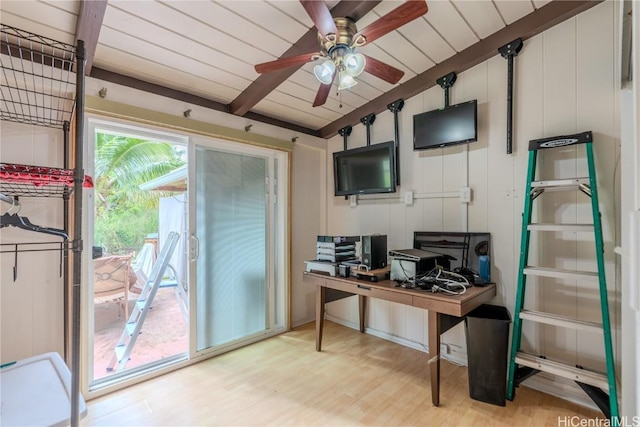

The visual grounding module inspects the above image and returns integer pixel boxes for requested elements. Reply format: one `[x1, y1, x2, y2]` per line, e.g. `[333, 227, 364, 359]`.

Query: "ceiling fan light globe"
[313, 60, 335, 85]
[344, 52, 366, 77]
[338, 73, 357, 91]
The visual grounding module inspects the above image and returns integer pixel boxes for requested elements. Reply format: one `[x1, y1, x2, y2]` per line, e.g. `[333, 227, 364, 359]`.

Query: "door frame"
[81, 115, 290, 399]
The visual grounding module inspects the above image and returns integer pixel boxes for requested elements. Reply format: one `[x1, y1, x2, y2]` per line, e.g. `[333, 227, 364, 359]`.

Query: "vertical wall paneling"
[540, 15, 579, 365]
[291, 144, 326, 326]
[322, 2, 620, 391]
[465, 62, 490, 233]
[486, 55, 511, 308]
[0, 122, 65, 363]
[575, 0, 618, 370]
[512, 34, 544, 355]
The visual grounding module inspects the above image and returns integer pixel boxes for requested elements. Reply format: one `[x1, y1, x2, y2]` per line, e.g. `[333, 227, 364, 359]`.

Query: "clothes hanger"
[0, 208, 68, 239]
[0, 194, 68, 281]
[0, 213, 69, 239]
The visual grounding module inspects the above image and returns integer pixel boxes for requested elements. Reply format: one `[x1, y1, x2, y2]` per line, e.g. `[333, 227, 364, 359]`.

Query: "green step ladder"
[506, 131, 618, 420]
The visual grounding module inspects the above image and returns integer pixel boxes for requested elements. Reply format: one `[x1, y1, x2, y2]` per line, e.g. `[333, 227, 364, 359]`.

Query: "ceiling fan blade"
[300, 0, 338, 37]
[313, 72, 336, 107]
[363, 55, 404, 84]
[355, 0, 428, 45]
[255, 52, 318, 74]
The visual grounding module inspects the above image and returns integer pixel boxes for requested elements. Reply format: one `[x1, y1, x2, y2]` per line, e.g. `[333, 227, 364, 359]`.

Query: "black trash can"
[465, 304, 511, 406]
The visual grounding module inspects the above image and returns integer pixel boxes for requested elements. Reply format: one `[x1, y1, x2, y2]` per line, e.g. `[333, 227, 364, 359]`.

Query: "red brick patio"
[93, 288, 188, 379]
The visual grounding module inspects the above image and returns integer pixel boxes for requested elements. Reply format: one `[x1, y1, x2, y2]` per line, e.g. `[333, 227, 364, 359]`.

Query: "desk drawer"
[370, 287, 413, 305]
[303, 273, 326, 287]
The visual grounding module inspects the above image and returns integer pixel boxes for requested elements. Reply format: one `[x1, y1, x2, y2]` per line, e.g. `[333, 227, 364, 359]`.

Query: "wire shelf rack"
[0, 24, 77, 128]
[0, 163, 75, 197]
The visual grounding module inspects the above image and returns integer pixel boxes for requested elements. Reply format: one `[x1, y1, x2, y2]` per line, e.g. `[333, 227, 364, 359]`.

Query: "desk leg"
[358, 295, 366, 333]
[316, 286, 325, 352]
[428, 311, 441, 406]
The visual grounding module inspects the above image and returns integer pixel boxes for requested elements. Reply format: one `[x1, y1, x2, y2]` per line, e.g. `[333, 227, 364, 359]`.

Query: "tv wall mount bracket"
[338, 125, 352, 151]
[360, 113, 376, 146]
[437, 72, 457, 108]
[499, 38, 524, 155]
[338, 125, 353, 200]
[387, 99, 404, 186]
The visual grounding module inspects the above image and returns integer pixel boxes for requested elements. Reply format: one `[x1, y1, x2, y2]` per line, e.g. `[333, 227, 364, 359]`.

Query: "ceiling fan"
[254, 0, 429, 107]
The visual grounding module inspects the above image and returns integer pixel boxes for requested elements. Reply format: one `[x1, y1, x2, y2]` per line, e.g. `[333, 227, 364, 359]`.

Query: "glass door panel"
[87, 119, 189, 388]
[195, 146, 268, 351]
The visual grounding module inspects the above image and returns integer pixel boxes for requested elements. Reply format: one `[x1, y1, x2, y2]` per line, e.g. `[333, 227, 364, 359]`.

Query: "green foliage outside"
[94, 201, 159, 255]
[94, 132, 185, 255]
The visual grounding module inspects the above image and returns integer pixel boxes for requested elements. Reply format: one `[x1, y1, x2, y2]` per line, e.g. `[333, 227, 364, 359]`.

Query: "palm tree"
[94, 132, 185, 253]
[95, 133, 184, 215]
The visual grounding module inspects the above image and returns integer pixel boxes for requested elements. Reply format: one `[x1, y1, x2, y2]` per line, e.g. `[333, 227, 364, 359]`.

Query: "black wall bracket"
[387, 99, 404, 186]
[338, 125, 353, 200]
[499, 38, 523, 155]
[338, 125, 352, 151]
[360, 113, 376, 146]
[437, 72, 457, 107]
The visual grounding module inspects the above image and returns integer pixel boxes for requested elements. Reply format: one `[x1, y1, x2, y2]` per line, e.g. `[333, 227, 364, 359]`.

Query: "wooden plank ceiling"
[0, 0, 601, 139]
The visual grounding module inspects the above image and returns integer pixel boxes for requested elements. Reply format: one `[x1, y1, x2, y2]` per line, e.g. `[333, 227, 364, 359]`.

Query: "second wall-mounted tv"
[413, 100, 478, 150]
[333, 141, 396, 196]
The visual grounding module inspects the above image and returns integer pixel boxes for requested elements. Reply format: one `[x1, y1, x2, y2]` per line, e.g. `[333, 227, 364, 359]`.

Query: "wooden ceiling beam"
[89, 67, 320, 137]
[75, 0, 108, 74]
[229, 0, 382, 117]
[319, 0, 603, 139]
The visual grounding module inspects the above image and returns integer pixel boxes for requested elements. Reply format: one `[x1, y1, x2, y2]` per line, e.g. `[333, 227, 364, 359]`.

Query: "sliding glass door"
[192, 142, 284, 353]
[83, 118, 288, 397]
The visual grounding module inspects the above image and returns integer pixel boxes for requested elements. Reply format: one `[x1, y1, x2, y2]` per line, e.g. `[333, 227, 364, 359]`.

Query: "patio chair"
[93, 254, 137, 318]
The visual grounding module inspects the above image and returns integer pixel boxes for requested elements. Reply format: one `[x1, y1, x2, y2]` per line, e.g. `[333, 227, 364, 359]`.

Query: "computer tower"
[362, 235, 387, 270]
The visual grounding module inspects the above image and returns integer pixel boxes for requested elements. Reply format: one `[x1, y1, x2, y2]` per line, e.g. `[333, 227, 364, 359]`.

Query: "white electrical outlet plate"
[460, 187, 471, 203]
[349, 194, 358, 207]
[404, 190, 414, 205]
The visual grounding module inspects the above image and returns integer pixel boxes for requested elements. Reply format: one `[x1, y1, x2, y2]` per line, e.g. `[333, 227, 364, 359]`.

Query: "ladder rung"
[515, 352, 609, 390]
[531, 178, 590, 189]
[519, 310, 603, 333]
[125, 322, 137, 336]
[523, 267, 599, 281]
[136, 299, 148, 310]
[527, 223, 593, 232]
[115, 345, 126, 362]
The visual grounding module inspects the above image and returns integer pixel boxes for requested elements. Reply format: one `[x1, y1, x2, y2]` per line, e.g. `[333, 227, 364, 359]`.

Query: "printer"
[388, 248, 444, 282]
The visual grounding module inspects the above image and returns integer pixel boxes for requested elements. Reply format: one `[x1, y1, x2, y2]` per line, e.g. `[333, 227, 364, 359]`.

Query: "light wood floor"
[82, 321, 603, 426]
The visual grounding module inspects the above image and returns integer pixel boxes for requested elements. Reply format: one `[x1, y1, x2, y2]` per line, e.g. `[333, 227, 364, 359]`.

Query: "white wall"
[291, 142, 326, 326]
[323, 1, 621, 405]
[0, 122, 67, 362]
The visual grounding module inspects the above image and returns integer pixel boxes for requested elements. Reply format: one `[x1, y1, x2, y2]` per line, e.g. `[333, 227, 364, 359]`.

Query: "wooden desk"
[303, 272, 496, 406]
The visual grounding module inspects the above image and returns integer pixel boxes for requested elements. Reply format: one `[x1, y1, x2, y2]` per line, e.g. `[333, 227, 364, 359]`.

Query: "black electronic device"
[413, 100, 478, 150]
[362, 234, 387, 270]
[333, 141, 396, 196]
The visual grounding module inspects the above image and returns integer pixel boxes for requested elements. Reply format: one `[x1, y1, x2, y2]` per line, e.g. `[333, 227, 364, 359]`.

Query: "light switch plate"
[460, 187, 472, 203]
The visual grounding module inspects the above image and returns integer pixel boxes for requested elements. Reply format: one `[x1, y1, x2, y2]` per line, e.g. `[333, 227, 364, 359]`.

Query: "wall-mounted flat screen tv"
[333, 141, 396, 196]
[413, 100, 478, 150]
